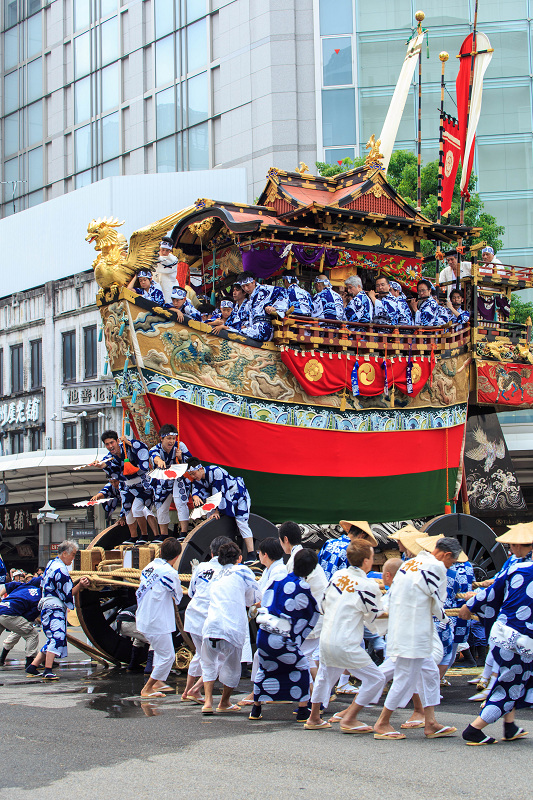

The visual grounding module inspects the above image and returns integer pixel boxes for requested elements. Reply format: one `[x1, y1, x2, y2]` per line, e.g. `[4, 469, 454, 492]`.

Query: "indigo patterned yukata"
[254, 573, 319, 703]
[180, 299, 202, 322]
[241, 285, 288, 342]
[345, 291, 373, 324]
[135, 281, 166, 306]
[287, 281, 313, 315]
[225, 298, 250, 333]
[99, 482, 121, 518]
[467, 561, 533, 723]
[373, 293, 399, 325]
[191, 465, 253, 540]
[450, 561, 475, 643]
[312, 287, 344, 321]
[40, 558, 74, 659]
[149, 440, 191, 511]
[396, 293, 414, 325]
[0, 553, 6, 585]
[318, 534, 350, 579]
[414, 296, 441, 326]
[102, 439, 155, 516]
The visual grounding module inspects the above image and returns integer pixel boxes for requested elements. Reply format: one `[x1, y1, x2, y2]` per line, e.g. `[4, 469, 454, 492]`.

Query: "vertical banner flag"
[456, 32, 493, 197]
[379, 32, 425, 173]
[441, 115, 461, 217]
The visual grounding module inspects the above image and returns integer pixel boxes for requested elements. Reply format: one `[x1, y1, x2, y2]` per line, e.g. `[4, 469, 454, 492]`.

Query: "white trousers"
[145, 632, 175, 681]
[236, 518, 253, 540]
[384, 656, 440, 711]
[311, 657, 386, 710]
[187, 632, 203, 678]
[200, 637, 241, 687]
[157, 489, 189, 524]
[125, 505, 154, 526]
[300, 636, 320, 664]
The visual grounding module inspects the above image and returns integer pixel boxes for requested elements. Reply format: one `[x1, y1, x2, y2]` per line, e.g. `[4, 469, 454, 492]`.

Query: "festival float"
[71, 13, 533, 665]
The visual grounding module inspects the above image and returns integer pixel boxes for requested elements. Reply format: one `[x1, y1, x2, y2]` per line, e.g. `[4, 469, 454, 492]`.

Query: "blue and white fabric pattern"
[149, 440, 191, 506]
[345, 291, 373, 324]
[372, 293, 399, 325]
[102, 439, 155, 514]
[254, 572, 319, 703]
[312, 288, 344, 321]
[396, 293, 414, 325]
[40, 557, 75, 659]
[415, 296, 441, 326]
[287, 282, 313, 315]
[0, 582, 41, 621]
[191, 465, 250, 522]
[240, 284, 288, 342]
[135, 280, 166, 306]
[180, 299, 202, 322]
[450, 560, 474, 643]
[317, 534, 350, 579]
[225, 298, 250, 333]
[0, 554, 6, 585]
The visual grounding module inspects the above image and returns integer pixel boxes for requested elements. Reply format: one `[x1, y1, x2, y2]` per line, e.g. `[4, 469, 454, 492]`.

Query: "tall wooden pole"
[460, 0, 479, 225]
[415, 10, 425, 212]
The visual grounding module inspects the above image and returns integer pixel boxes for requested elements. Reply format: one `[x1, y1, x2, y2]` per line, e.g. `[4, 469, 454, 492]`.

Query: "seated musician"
[409, 279, 441, 326]
[367, 275, 399, 325]
[344, 275, 373, 324]
[127, 269, 167, 306]
[282, 271, 313, 316]
[445, 289, 470, 327]
[389, 280, 413, 324]
[238, 271, 288, 342]
[170, 286, 202, 322]
[312, 275, 344, 322]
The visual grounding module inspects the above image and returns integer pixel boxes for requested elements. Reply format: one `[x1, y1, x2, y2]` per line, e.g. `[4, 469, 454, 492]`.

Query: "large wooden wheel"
[421, 513, 507, 580]
[76, 514, 278, 664]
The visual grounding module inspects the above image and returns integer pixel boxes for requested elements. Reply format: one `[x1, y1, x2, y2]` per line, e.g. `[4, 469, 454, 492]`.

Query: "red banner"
[441, 116, 460, 217]
[477, 361, 533, 406]
[333, 250, 422, 291]
[456, 34, 475, 198]
[281, 350, 433, 397]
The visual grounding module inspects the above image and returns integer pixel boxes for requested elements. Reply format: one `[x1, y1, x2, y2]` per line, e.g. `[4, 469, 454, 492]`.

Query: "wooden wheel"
[421, 513, 507, 580]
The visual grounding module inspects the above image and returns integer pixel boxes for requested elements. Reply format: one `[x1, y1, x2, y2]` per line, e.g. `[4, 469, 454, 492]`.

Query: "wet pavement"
[1, 641, 533, 800]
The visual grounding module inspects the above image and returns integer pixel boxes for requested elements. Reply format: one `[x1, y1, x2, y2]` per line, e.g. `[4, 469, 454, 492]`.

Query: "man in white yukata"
[200, 541, 261, 714]
[136, 538, 183, 698]
[181, 535, 231, 703]
[373, 536, 461, 740]
[305, 540, 386, 732]
[154, 236, 179, 304]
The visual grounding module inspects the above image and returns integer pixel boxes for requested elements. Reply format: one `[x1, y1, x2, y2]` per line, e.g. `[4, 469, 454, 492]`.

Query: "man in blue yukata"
[239, 271, 288, 342]
[127, 269, 166, 306]
[312, 275, 344, 321]
[409, 279, 442, 326]
[281, 271, 313, 316]
[368, 275, 400, 325]
[318, 520, 378, 580]
[344, 275, 373, 323]
[171, 286, 202, 322]
[389, 281, 413, 324]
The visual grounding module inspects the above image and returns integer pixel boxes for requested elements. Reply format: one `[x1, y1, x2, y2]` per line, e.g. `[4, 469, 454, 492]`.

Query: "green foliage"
[510, 295, 533, 326]
[315, 150, 505, 276]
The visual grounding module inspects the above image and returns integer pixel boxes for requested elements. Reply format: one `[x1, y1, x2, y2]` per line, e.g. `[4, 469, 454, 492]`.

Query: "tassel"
[98, 326, 103, 342]
[123, 457, 139, 475]
[144, 419, 150, 435]
[319, 249, 325, 273]
[104, 359, 108, 375]
[132, 390, 138, 403]
[124, 357, 129, 371]
[351, 360, 359, 396]
[340, 387, 347, 412]
[430, 343, 436, 386]
[381, 358, 389, 397]
[444, 501, 452, 514]
[119, 322, 125, 336]
[286, 251, 293, 270]
[406, 342, 414, 395]
[124, 420, 131, 437]
[112, 393, 117, 408]
[211, 289, 216, 305]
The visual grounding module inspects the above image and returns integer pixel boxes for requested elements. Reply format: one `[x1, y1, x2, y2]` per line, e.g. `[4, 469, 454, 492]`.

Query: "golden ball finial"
[439, 51, 449, 62]
[415, 10, 425, 21]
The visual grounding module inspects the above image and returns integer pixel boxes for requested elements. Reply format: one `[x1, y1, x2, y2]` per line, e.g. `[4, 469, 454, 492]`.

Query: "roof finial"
[295, 162, 311, 176]
[364, 135, 384, 168]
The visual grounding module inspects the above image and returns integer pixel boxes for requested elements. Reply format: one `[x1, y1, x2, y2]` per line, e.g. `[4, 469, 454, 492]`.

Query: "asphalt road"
[1, 644, 532, 800]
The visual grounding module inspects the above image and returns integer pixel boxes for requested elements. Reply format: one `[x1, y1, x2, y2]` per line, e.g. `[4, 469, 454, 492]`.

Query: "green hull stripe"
[220, 465, 458, 524]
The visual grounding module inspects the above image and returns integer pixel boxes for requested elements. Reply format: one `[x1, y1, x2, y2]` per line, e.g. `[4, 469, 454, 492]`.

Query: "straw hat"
[388, 525, 421, 541]
[415, 535, 468, 562]
[496, 522, 533, 545]
[339, 520, 378, 547]
[387, 526, 424, 556]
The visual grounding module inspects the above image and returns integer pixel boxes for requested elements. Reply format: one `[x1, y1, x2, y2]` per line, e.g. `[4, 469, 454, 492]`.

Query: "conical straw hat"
[339, 520, 378, 547]
[415, 535, 468, 562]
[388, 528, 424, 556]
[496, 522, 533, 545]
[388, 525, 420, 541]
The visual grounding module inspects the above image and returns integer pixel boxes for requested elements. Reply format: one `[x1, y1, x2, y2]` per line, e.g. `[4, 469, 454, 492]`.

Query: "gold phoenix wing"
[123, 207, 197, 273]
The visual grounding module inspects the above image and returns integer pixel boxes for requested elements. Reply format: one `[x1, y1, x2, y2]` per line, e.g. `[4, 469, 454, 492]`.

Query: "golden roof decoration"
[194, 198, 215, 210]
[295, 162, 312, 176]
[364, 135, 384, 168]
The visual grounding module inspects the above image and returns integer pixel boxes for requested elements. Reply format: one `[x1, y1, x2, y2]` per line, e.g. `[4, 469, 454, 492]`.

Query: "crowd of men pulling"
[2, 489, 533, 746]
[126, 238, 497, 343]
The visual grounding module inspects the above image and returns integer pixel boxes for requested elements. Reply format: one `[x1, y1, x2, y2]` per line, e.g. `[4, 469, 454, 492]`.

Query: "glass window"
[477, 141, 533, 193]
[156, 35, 175, 87]
[27, 56, 42, 102]
[30, 339, 42, 388]
[4, 27, 19, 70]
[84, 419, 99, 449]
[76, 170, 92, 188]
[415, 32, 468, 84]
[84, 326, 97, 378]
[3, 158, 19, 199]
[4, 113, 19, 157]
[322, 88, 355, 146]
[359, 88, 414, 143]
[75, 76, 91, 124]
[156, 87, 176, 138]
[402, 0, 469, 26]
[101, 62, 119, 112]
[477, 85, 531, 136]
[186, 0, 206, 23]
[75, 124, 92, 172]
[4, 71, 19, 114]
[62, 331, 76, 382]
[101, 111, 119, 161]
[102, 158, 120, 177]
[356, 0, 410, 31]
[357, 38, 406, 88]
[155, 0, 175, 38]
[100, 0, 117, 18]
[28, 189, 43, 207]
[319, 0, 352, 35]
[27, 12, 42, 57]
[101, 17, 119, 66]
[0, 349, 3, 395]
[28, 0, 41, 15]
[322, 37, 352, 86]
[188, 122, 208, 169]
[11, 344, 23, 393]
[74, 32, 91, 79]
[30, 428, 41, 451]
[74, 0, 91, 31]
[482, 197, 533, 251]
[186, 18, 207, 74]
[28, 146, 43, 191]
[187, 71, 208, 125]
[478, 0, 527, 21]
[27, 100, 42, 146]
[157, 135, 176, 172]
[4, 0, 18, 29]
[63, 423, 77, 450]
[488, 30, 529, 79]
[324, 147, 355, 164]
[11, 432, 24, 454]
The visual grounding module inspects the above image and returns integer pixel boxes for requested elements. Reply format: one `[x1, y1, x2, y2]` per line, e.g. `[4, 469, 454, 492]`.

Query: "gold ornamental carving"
[304, 359, 324, 381]
[411, 363, 422, 384]
[364, 135, 384, 168]
[369, 184, 385, 199]
[295, 162, 312, 176]
[358, 362, 376, 385]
